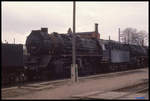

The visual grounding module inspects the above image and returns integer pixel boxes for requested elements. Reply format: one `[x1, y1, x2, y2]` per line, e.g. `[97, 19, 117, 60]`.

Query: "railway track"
[2, 67, 146, 89]
[2, 68, 147, 98]
[2, 68, 146, 90]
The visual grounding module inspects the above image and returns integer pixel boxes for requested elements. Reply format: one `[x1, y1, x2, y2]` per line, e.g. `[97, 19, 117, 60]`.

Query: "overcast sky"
[2, 1, 148, 44]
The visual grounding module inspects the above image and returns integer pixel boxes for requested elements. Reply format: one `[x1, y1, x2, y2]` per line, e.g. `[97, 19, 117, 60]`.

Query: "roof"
[99, 39, 118, 44]
[75, 31, 94, 35]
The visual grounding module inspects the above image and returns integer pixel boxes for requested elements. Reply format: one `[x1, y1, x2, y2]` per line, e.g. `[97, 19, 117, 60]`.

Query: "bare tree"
[136, 30, 148, 46]
[120, 27, 148, 46]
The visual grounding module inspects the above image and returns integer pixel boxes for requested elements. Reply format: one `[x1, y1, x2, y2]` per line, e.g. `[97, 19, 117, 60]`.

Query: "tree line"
[120, 27, 148, 46]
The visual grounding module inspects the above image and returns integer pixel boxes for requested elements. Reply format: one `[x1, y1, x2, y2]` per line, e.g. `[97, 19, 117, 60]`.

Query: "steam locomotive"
[24, 28, 148, 81]
[2, 26, 148, 86]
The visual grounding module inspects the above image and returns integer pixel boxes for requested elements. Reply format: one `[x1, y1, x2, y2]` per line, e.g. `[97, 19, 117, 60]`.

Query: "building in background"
[67, 23, 100, 39]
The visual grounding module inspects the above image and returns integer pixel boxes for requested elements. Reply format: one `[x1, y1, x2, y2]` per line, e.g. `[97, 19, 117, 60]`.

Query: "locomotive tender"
[2, 44, 24, 85]
[25, 27, 148, 81]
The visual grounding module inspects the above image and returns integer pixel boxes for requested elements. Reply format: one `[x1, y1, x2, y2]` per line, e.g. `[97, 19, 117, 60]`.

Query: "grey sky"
[2, 1, 148, 44]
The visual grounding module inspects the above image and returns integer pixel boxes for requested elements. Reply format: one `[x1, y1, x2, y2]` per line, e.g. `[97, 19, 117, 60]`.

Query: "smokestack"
[95, 23, 98, 33]
[142, 40, 144, 46]
[41, 28, 48, 33]
[109, 35, 111, 40]
[67, 28, 72, 34]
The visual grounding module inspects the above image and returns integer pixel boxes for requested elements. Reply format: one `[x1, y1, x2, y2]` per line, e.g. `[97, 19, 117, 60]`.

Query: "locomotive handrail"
[61, 54, 102, 57]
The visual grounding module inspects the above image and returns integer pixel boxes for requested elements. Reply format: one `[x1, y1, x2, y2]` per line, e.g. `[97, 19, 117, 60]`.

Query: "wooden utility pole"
[109, 35, 111, 63]
[14, 38, 15, 44]
[128, 30, 129, 44]
[118, 28, 120, 43]
[71, 1, 78, 83]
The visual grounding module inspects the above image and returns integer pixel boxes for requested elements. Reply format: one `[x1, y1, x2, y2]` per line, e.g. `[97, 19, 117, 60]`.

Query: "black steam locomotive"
[24, 28, 148, 81]
[25, 28, 102, 80]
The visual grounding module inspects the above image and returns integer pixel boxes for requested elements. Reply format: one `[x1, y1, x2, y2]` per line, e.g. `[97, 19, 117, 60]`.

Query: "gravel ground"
[2, 68, 148, 99]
